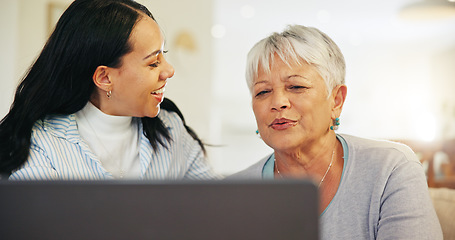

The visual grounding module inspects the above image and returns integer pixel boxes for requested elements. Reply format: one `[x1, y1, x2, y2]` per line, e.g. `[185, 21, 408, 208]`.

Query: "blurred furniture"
[429, 187, 455, 240]
[392, 139, 455, 239]
[441, 139, 455, 177]
[394, 139, 455, 189]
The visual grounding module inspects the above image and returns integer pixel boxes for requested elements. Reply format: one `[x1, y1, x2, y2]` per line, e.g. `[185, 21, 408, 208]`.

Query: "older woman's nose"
[271, 91, 290, 111]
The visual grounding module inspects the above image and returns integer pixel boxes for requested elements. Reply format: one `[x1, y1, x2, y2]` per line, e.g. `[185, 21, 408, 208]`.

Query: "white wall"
[0, 0, 72, 118]
[138, 0, 215, 145]
[0, 0, 19, 118]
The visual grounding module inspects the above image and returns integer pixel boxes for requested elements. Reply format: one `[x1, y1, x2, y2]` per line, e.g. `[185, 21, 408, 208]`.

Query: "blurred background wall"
[1, 0, 455, 176]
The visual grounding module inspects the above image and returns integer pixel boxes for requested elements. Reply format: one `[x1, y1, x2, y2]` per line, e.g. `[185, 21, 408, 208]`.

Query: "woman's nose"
[271, 91, 290, 111]
[160, 59, 175, 80]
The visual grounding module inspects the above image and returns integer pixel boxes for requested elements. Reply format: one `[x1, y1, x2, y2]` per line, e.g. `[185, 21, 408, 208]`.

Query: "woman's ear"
[331, 85, 347, 118]
[92, 65, 112, 91]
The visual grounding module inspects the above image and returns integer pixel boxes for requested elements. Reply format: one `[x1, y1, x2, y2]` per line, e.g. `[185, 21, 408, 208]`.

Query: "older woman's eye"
[255, 90, 270, 97]
[289, 85, 307, 91]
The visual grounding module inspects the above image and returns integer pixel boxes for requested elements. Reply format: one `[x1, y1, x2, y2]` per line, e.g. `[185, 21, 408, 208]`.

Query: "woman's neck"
[80, 101, 133, 136]
[274, 133, 338, 176]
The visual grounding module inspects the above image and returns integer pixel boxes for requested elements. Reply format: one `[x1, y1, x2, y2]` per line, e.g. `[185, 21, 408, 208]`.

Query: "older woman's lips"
[269, 118, 297, 130]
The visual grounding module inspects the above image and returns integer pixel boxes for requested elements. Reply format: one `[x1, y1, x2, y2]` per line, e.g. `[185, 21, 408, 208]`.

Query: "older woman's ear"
[331, 85, 347, 118]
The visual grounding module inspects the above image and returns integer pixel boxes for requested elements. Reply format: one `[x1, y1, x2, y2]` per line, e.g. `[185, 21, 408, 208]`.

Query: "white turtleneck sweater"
[75, 102, 140, 179]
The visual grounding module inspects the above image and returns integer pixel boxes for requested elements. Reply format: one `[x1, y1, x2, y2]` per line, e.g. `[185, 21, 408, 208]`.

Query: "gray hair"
[245, 25, 346, 95]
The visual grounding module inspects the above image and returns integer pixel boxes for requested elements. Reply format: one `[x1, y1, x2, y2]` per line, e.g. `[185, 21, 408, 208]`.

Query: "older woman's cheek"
[252, 104, 265, 129]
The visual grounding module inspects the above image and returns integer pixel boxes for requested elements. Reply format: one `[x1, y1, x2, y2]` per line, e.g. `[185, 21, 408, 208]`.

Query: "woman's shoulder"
[32, 114, 76, 139]
[157, 109, 183, 130]
[339, 133, 418, 164]
[227, 155, 271, 180]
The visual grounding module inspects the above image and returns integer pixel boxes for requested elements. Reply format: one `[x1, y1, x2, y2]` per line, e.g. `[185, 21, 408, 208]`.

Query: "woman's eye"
[255, 90, 270, 97]
[289, 85, 306, 90]
[149, 61, 160, 68]
[149, 51, 168, 68]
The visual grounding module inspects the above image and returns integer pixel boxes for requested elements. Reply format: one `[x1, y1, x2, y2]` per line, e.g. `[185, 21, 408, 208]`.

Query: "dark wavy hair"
[0, 0, 204, 176]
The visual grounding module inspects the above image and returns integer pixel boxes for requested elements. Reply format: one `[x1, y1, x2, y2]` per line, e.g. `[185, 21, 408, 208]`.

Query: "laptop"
[0, 180, 318, 240]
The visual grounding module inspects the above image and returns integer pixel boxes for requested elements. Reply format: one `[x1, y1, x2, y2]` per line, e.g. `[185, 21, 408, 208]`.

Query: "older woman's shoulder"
[339, 134, 413, 151]
[226, 155, 271, 180]
[339, 134, 418, 163]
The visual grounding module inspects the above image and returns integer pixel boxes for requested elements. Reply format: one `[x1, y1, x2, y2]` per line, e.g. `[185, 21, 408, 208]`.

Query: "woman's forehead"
[129, 17, 164, 54]
[256, 56, 310, 76]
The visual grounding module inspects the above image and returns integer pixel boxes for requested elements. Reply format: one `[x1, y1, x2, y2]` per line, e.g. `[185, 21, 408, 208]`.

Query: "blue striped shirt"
[9, 110, 220, 180]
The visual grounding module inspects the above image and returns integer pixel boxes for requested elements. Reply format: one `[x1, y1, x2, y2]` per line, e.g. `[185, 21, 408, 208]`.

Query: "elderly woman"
[230, 25, 442, 239]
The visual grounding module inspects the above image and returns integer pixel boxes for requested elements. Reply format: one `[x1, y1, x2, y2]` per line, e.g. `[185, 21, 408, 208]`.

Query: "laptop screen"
[0, 180, 318, 240]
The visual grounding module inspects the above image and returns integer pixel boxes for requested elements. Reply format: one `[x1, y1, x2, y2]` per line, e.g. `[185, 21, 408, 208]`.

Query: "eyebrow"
[288, 74, 307, 79]
[143, 49, 162, 61]
[253, 75, 308, 87]
[253, 80, 269, 86]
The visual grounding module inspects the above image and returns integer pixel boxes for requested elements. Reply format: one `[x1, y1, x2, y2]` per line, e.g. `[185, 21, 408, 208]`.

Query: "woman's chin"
[265, 139, 300, 152]
[144, 105, 160, 118]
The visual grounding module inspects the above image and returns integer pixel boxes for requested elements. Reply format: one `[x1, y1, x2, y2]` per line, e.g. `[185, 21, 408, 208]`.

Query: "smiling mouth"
[151, 84, 166, 95]
[269, 118, 297, 130]
[151, 84, 166, 103]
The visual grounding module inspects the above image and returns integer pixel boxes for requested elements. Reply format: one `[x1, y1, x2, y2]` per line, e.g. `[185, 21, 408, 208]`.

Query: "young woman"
[0, 0, 219, 180]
